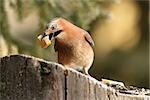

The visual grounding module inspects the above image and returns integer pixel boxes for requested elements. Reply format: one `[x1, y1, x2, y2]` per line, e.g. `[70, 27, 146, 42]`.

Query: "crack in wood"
[64, 74, 68, 100]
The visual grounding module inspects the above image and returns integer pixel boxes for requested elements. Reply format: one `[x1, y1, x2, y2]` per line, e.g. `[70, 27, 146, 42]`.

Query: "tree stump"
[0, 55, 149, 100]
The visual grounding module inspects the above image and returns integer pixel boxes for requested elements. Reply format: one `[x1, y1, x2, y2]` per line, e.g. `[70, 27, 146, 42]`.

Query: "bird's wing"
[84, 32, 94, 47]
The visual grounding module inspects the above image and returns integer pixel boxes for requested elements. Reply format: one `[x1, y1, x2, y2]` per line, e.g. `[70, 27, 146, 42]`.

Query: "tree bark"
[0, 55, 149, 100]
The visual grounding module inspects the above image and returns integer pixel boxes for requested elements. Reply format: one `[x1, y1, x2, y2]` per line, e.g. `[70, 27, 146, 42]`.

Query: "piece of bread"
[38, 35, 51, 48]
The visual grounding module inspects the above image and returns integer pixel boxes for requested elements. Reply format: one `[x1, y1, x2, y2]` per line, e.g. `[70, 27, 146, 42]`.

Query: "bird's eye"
[51, 24, 56, 30]
[51, 26, 55, 30]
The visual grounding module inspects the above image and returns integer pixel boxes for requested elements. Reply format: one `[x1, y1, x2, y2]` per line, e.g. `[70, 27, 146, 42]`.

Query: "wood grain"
[0, 55, 149, 100]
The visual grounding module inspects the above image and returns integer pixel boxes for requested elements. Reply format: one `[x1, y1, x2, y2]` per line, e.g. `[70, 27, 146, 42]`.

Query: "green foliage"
[0, 0, 116, 57]
[0, 0, 12, 52]
[9, 0, 115, 29]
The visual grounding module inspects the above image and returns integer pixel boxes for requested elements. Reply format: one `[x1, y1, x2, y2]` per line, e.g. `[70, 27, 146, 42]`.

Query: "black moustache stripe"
[48, 30, 63, 40]
[49, 33, 53, 40]
[53, 30, 63, 37]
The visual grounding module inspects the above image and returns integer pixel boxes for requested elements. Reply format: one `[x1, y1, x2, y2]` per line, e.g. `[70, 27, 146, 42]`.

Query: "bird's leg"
[83, 67, 89, 75]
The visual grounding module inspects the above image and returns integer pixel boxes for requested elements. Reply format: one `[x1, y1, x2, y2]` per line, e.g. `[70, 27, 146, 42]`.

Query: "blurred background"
[0, 0, 149, 88]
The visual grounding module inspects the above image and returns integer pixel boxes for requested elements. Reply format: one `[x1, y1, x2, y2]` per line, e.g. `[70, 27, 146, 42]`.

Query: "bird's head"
[37, 18, 65, 48]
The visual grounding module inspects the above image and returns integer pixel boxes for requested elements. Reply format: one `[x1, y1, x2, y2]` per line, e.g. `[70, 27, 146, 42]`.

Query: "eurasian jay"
[38, 18, 94, 75]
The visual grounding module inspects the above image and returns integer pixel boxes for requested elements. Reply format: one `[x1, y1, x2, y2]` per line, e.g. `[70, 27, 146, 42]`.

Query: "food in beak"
[37, 35, 52, 48]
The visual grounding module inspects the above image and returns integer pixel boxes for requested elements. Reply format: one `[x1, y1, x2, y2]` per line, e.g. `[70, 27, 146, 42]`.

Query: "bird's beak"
[37, 27, 55, 48]
[37, 28, 62, 48]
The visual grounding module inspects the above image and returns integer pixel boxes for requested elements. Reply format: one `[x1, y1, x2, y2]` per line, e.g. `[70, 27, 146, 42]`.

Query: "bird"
[37, 18, 94, 75]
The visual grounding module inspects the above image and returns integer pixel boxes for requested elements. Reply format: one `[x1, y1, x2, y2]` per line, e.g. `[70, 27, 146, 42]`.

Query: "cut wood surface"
[0, 55, 149, 100]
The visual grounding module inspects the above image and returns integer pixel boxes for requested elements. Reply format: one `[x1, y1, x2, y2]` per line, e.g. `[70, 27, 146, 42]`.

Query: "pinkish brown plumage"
[38, 18, 94, 75]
